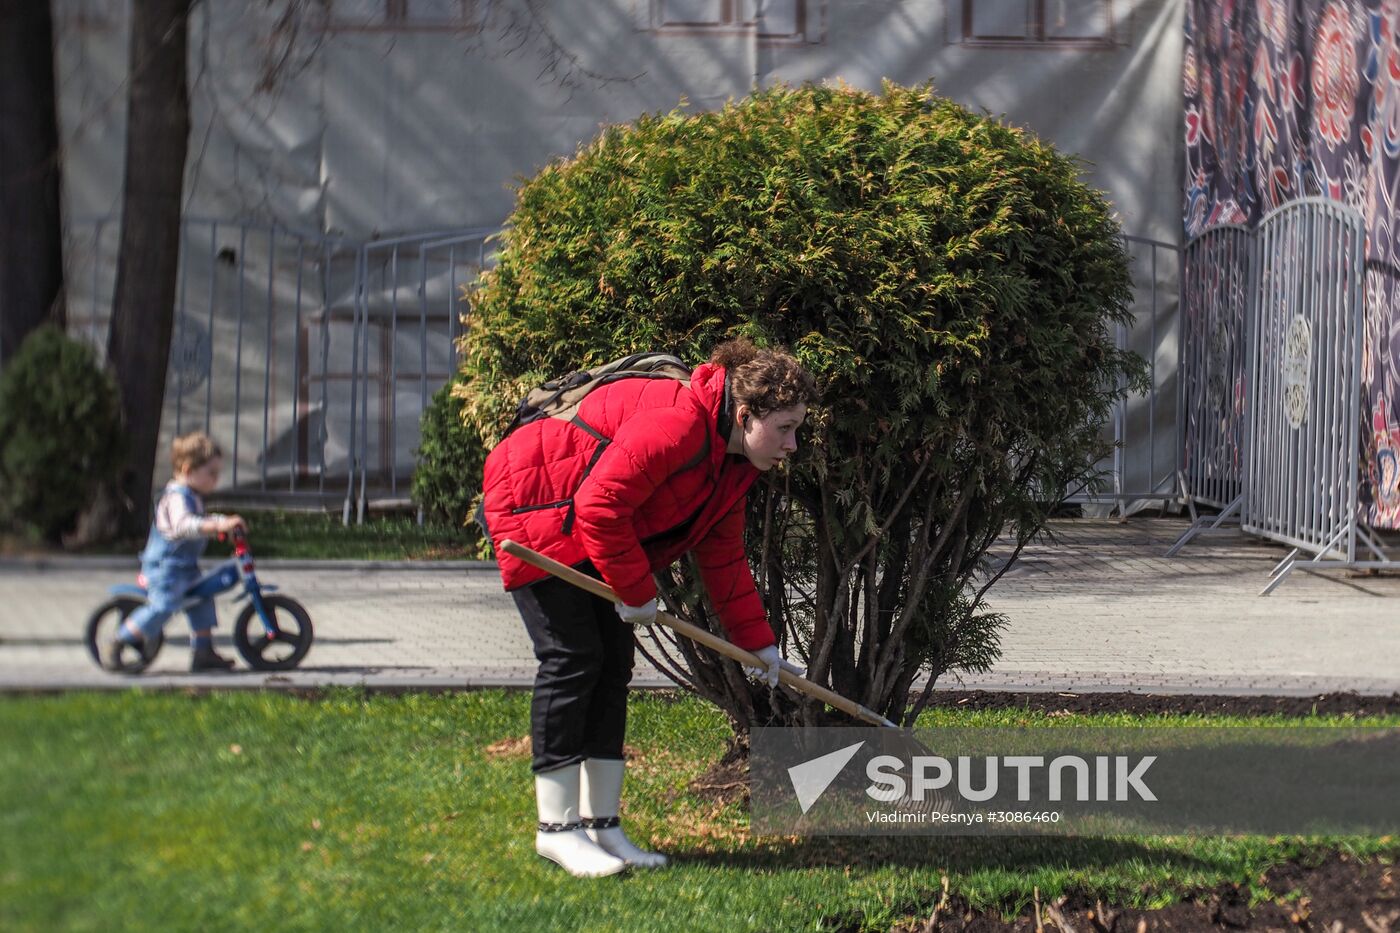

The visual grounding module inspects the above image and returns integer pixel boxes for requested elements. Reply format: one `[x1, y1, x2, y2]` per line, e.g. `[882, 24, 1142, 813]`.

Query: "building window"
[324, 0, 483, 32]
[650, 0, 823, 44]
[956, 0, 1118, 48]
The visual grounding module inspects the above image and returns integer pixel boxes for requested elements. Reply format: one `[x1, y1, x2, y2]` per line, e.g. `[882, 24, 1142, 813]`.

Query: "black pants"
[513, 564, 637, 773]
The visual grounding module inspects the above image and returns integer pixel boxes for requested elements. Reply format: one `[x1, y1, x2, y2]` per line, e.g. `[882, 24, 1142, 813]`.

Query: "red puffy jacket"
[482, 361, 775, 651]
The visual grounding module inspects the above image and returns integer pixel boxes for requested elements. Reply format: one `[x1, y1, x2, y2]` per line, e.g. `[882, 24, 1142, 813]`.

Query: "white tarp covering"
[51, 0, 1184, 501]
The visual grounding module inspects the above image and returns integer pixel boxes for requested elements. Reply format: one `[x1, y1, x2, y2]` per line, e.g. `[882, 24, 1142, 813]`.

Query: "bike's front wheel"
[233, 595, 313, 671]
[85, 596, 163, 673]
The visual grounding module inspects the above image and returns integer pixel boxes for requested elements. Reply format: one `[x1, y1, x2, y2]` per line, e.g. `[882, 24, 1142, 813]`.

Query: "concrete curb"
[5, 669, 1399, 697]
[0, 556, 500, 572]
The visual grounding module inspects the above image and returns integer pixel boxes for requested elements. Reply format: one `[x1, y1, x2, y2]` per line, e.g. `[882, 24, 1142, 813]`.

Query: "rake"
[499, 539, 899, 728]
[499, 539, 950, 818]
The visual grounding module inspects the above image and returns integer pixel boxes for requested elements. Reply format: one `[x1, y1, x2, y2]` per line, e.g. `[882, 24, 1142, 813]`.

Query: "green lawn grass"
[201, 511, 483, 561]
[1, 510, 483, 562]
[1, 690, 1395, 932]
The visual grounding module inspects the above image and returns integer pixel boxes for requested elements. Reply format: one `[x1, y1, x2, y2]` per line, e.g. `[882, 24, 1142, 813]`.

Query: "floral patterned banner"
[1185, 0, 1400, 526]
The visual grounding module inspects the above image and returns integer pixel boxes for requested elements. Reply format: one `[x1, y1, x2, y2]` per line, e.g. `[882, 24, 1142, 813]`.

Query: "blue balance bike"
[84, 529, 313, 674]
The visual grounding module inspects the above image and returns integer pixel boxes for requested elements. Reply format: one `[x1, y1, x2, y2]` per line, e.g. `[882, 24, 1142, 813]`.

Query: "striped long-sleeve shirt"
[153, 483, 224, 540]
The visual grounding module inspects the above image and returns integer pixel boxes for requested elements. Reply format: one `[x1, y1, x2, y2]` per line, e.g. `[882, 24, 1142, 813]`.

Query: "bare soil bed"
[916, 689, 1400, 719]
[878, 853, 1397, 932]
[697, 691, 1400, 931]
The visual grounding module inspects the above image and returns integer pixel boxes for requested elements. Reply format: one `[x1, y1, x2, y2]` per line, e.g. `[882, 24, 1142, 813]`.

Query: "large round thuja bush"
[433, 81, 1143, 729]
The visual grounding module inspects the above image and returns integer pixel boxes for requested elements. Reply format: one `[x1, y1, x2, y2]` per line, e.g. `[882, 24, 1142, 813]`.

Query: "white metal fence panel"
[1068, 235, 1181, 511]
[1178, 223, 1252, 511]
[1242, 198, 1366, 562]
[340, 229, 494, 521]
[64, 218, 493, 518]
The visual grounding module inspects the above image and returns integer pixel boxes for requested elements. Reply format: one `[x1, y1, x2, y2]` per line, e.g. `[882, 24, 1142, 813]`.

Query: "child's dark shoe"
[102, 635, 152, 673]
[191, 645, 236, 672]
[100, 638, 127, 672]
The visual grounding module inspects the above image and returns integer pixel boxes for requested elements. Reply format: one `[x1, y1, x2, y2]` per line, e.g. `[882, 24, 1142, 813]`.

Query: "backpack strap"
[717, 370, 736, 445]
[562, 416, 611, 535]
[560, 413, 711, 535]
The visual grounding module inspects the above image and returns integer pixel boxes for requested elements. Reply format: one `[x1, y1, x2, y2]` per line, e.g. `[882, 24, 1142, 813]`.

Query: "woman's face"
[739, 404, 807, 471]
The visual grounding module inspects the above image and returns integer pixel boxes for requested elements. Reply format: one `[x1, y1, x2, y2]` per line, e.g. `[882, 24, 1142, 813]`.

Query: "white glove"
[743, 645, 806, 688]
[614, 598, 658, 626]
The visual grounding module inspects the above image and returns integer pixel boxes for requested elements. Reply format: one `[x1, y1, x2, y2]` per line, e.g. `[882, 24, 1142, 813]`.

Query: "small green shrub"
[412, 374, 487, 534]
[0, 325, 125, 543]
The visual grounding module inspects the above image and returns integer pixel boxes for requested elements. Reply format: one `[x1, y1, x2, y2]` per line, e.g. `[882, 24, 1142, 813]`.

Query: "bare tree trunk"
[0, 0, 65, 365]
[100, 0, 191, 537]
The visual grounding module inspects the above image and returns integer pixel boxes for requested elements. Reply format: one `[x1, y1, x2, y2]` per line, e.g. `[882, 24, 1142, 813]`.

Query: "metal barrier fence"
[1097, 236, 1176, 504]
[1065, 234, 1182, 512]
[1178, 224, 1251, 511]
[1163, 223, 1251, 555]
[1169, 197, 1398, 592]
[1244, 198, 1366, 592]
[69, 216, 350, 491]
[64, 217, 494, 523]
[63, 218, 1177, 522]
[342, 229, 495, 523]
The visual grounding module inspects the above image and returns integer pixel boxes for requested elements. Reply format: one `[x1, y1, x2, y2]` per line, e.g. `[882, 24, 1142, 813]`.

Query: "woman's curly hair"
[709, 338, 819, 417]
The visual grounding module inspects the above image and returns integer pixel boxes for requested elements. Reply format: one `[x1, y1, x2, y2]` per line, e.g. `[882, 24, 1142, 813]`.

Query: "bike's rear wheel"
[233, 595, 313, 671]
[85, 597, 163, 674]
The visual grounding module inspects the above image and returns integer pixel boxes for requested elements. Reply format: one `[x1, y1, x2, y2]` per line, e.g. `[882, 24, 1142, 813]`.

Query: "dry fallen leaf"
[483, 737, 532, 760]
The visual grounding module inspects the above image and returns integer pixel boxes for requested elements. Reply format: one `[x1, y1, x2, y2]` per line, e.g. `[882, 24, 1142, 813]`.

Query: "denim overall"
[125, 484, 223, 640]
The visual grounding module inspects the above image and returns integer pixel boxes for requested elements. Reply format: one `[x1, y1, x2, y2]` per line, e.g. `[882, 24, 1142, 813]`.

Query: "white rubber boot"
[580, 758, 668, 868]
[534, 764, 627, 878]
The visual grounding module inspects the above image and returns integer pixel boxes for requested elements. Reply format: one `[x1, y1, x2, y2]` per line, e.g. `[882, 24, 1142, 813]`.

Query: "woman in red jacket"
[482, 338, 817, 877]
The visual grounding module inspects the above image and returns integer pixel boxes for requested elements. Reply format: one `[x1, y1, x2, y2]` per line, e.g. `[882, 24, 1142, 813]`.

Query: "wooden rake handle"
[499, 539, 899, 730]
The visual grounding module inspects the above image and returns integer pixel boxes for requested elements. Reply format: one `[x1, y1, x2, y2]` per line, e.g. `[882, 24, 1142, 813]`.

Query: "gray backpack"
[502, 351, 692, 438]
[494, 351, 705, 536]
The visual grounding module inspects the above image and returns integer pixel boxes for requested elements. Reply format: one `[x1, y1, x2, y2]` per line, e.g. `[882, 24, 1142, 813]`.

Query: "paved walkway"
[3, 518, 1399, 695]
